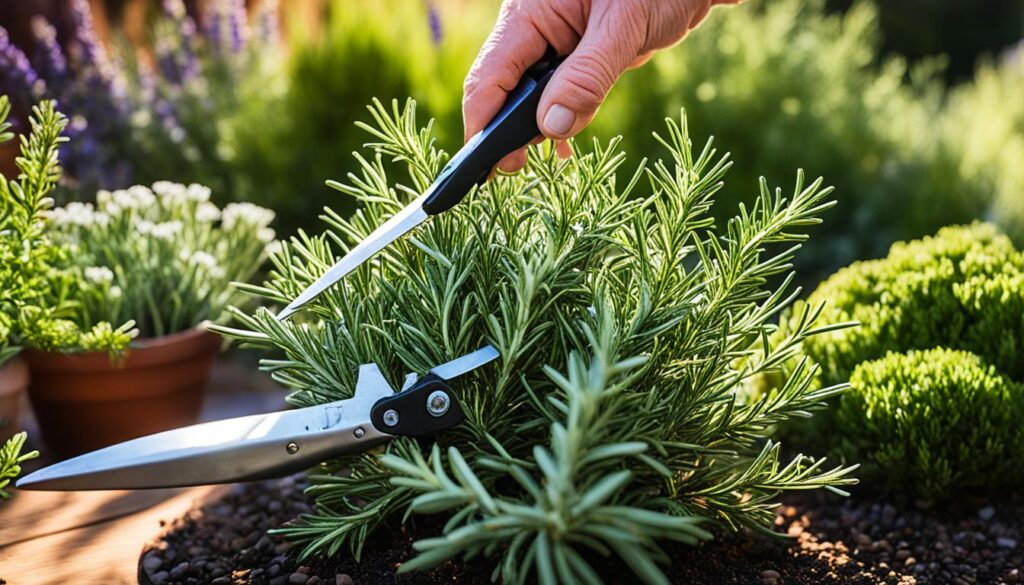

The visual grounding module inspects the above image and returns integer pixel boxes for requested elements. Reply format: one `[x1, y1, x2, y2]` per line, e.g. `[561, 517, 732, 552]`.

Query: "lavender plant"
[218, 101, 856, 584]
[48, 182, 276, 339]
[0, 0, 280, 197]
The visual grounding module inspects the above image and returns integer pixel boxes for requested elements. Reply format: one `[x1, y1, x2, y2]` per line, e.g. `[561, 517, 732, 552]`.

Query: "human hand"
[463, 0, 738, 172]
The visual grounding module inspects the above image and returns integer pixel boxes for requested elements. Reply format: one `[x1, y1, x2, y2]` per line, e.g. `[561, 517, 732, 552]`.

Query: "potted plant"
[1, 95, 103, 443]
[24, 183, 277, 455]
[216, 100, 857, 584]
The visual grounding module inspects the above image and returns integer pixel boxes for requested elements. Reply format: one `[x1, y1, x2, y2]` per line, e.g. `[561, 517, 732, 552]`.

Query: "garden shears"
[277, 50, 563, 320]
[17, 345, 499, 490]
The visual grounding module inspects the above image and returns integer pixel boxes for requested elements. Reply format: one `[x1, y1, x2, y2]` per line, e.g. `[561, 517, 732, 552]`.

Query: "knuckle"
[564, 50, 619, 108]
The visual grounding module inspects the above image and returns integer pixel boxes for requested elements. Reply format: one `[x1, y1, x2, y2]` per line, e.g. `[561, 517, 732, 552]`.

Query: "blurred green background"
[1, 0, 1022, 278]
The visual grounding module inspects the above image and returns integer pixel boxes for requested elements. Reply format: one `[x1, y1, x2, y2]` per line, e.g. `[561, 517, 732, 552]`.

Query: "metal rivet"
[354, 427, 365, 438]
[286, 442, 299, 454]
[383, 409, 400, 427]
[426, 390, 450, 417]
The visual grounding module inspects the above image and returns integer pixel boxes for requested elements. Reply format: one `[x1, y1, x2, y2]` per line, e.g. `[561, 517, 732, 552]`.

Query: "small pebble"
[289, 573, 310, 585]
[336, 575, 354, 585]
[169, 561, 190, 580]
[997, 537, 1018, 549]
[141, 552, 162, 575]
[150, 571, 169, 585]
[978, 507, 996, 521]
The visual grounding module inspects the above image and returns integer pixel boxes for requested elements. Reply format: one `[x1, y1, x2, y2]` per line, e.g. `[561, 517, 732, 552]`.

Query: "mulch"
[139, 476, 1023, 585]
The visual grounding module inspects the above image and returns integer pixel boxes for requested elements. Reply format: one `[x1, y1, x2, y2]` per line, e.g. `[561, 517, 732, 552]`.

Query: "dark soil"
[140, 476, 1023, 585]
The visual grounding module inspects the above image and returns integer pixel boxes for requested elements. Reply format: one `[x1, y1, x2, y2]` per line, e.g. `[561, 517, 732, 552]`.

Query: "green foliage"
[792, 223, 1024, 499]
[0, 96, 134, 358]
[587, 0, 995, 278]
[218, 100, 855, 584]
[223, 0, 489, 233]
[829, 0, 1024, 82]
[803, 223, 1024, 384]
[944, 53, 1024, 242]
[48, 182, 276, 339]
[0, 432, 38, 499]
[836, 349, 1024, 501]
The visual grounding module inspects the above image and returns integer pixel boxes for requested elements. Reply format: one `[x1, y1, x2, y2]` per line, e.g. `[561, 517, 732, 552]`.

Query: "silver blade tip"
[16, 467, 66, 491]
[276, 300, 304, 321]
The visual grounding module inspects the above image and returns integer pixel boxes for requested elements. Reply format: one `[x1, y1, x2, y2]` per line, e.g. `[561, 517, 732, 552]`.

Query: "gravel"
[140, 476, 1024, 585]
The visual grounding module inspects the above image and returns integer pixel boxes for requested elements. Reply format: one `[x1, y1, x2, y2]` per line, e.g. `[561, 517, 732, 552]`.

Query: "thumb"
[537, 29, 638, 140]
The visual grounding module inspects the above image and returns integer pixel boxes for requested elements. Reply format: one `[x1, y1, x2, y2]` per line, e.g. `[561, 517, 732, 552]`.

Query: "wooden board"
[0, 485, 224, 585]
[0, 360, 288, 584]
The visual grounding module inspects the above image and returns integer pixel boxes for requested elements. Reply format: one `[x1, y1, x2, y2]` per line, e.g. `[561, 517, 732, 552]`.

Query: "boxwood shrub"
[792, 222, 1024, 499]
[804, 222, 1024, 383]
[836, 348, 1024, 501]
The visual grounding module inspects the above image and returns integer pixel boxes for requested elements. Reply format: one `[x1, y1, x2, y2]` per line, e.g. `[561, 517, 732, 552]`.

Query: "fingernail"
[543, 104, 576, 136]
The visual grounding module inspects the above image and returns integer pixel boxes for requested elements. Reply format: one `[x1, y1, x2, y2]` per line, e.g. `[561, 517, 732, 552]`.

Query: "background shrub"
[803, 222, 1024, 384]
[791, 223, 1024, 499]
[586, 0, 1022, 278]
[836, 349, 1024, 501]
[221, 0, 488, 233]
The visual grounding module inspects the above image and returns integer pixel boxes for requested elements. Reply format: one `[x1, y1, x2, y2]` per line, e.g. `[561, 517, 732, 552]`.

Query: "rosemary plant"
[219, 100, 856, 584]
[0, 432, 37, 500]
[0, 95, 131, 361]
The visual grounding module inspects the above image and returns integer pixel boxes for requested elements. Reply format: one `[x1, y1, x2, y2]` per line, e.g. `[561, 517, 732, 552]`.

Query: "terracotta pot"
[0, 356, 29, 442]
[25, 328, 221, 457]
[0, 140, 18, 179]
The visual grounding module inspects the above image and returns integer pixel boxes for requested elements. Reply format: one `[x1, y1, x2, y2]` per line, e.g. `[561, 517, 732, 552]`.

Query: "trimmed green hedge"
[837, 349, 1024, 501]
[792, 223, 1024, 499]
[805, 222, 1024, 382]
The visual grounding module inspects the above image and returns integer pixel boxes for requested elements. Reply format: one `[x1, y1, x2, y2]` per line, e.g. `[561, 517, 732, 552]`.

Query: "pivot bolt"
[354, 427, 365, 439]
[426, 390, 450, 417]
[383, 409, 400, 427]
[286, 442, 299, 454]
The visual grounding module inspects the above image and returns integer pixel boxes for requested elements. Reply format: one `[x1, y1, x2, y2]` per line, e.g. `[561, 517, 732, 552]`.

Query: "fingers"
[536, 5, 642, 140]
[462, 3, 550, 142]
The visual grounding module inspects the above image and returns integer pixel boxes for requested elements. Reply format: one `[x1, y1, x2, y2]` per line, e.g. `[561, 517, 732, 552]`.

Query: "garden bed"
[139, 475, 1024, 585]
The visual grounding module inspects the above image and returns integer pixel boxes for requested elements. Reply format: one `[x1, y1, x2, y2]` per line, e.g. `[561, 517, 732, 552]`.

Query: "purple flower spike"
[254, 0, 281, 49]
[204, 0, 250, 55]
[30, 17, 68, 88]
[426, 0, 444, 46]
[0, 26, 45, 128]
[69, 0, 111, 77]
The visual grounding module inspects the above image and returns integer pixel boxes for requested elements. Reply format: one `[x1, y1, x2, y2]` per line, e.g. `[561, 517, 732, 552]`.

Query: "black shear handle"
[422, 48, 563, 215]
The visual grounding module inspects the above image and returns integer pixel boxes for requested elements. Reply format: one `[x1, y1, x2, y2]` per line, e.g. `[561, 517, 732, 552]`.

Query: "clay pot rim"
[0, 356, 29, 397]
[23, 326, 222, 372]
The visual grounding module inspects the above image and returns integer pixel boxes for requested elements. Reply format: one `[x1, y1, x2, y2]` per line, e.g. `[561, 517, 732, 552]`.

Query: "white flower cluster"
[47, 202, 109, 227]
[196, 202, 221, 222]
[152, 181, 212, 204]
[222, 202, 275, 231]
[84, 266, 114, 283]
[97, 185, 157, 215]
[178, 248, 226, 278]
[136, 219, 184, 241]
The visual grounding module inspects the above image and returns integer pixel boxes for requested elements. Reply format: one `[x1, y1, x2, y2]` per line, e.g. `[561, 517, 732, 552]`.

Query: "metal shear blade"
[17, 346, 499, 491]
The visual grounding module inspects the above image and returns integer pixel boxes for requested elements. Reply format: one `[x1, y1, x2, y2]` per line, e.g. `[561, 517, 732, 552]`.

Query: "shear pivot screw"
[383, 409, 400, 427]
[286, 442, 299, 454]
[426, 390, 450, 417]
[354, 427, 365, 438]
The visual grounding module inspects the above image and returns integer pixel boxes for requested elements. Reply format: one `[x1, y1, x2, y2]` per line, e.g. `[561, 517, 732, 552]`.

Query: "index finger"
[462, 4, 549, 141]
